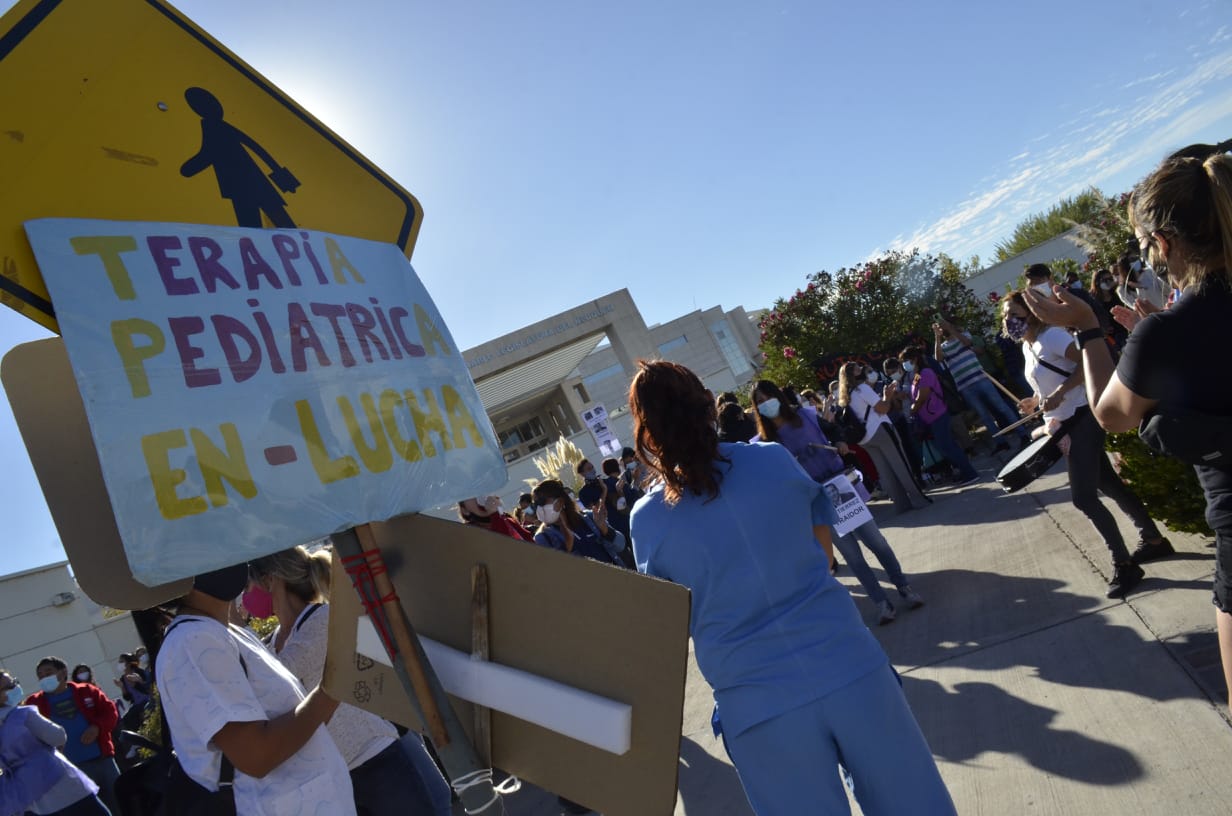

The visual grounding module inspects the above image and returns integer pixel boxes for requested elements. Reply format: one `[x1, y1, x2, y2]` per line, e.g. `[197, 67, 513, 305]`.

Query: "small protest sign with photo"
[823, 473, 872, 536]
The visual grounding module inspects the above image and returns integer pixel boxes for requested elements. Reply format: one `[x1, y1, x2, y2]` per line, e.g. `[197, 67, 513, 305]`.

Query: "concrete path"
[489, 449, 1230, 815]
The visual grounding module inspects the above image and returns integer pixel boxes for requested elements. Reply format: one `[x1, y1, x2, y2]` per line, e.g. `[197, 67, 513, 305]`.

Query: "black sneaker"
[1107, 562, 1145, 599]
[1130, 537, 1175, 565]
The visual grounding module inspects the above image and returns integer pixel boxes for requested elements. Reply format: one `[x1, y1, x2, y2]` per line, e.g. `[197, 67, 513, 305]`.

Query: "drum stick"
[993, 409, 1044, 437]
[982, 370, 1021, 402]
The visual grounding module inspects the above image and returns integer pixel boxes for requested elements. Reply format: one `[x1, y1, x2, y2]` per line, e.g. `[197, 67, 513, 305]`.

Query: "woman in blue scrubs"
[627, 360, 955, 816]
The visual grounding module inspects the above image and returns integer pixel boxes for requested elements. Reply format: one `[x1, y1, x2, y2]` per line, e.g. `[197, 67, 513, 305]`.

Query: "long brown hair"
[628, 360, 724, 504]
[748, 379, 801, 443]
[1129, 151, 1232, 290]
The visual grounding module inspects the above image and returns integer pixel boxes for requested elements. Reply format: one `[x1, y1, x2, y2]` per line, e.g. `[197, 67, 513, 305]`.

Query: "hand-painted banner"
[24, 219, 505, 585]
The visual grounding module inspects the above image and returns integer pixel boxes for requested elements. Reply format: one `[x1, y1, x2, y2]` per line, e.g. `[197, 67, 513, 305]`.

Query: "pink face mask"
[242, 585, 274, 619]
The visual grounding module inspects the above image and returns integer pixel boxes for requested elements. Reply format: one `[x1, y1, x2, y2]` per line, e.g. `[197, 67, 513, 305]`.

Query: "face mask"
[242, 585, 274, 619]
[902, 361, 915, 374]
[756, 397, 781, 419]
[1069, 281, 1083, 290]
[1031, 282, 1054, 297]
[138, 655, 149, 669]
[1099, 280, 1114, 291]
[624, 461, 637, 473]
[193, 563, 251, 602]
[535, 502, 560, 525]
[865, 371, 879, 385]
[38, 675, 61, 694]
[890, 372, 902, 383]
[582, 468, 596, 481]
[5, 685, 23, 706]
[479, 496, 502, 513]
[75, 672, 90, 683]
[1005, 315, 1029, 341]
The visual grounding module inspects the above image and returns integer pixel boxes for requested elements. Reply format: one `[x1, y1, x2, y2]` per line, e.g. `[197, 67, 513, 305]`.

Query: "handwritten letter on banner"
[25, 219, 505, 585]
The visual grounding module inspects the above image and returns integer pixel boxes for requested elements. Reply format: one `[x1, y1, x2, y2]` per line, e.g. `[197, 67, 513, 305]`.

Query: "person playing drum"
[1001, 291, 1171, 599]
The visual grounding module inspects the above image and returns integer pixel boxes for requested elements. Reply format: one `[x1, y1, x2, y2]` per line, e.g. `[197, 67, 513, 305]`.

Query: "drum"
[996, 435, 1063, 493]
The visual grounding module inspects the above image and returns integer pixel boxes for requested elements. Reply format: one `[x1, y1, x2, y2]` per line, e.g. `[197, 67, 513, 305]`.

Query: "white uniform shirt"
[848, 383, 891, 445]
[157, 615, 356, 816]
[1022, 327, 1085, 424]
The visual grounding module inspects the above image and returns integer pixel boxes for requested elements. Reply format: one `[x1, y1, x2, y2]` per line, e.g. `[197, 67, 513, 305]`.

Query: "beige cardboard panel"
[323, 514, 692, 816]
[1, 339, 192, 607]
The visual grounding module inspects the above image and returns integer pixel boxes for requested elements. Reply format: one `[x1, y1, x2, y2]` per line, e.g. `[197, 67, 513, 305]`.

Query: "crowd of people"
[4, 146, 1229, 816]
[1, 648, 151, 816]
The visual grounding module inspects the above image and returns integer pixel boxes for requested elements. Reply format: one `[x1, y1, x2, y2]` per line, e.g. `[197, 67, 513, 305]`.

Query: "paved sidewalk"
[491, 451, 1231, 815]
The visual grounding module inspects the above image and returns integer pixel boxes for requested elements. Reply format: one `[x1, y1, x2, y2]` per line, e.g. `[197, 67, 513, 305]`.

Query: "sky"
[3, 0, 1232, 575]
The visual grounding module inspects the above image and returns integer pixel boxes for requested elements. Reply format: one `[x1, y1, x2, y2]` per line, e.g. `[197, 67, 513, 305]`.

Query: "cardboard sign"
[0, 0, 422, 332]
[22, 219, 504, 585]
[323, 514, 692, 816]
[824, 473, 872, 536]
[2, 339, 192, 608]
[580, 402, 621, 457]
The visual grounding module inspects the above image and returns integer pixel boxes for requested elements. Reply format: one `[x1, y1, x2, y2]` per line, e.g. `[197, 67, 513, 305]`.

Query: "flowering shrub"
[757, 249, 993, 386]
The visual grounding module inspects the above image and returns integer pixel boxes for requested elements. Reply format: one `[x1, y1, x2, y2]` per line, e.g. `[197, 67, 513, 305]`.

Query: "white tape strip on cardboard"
[356, 615, 633, 755]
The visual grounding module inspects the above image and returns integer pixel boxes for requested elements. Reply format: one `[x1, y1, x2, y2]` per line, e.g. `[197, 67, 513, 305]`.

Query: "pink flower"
[783, 347, 797, 359]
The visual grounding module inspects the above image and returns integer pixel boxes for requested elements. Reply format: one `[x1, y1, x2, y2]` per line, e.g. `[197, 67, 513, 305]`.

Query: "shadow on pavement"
[877, 568, 1212, 704]
[903, 675, 1146, 785]
[677, 737, 753, 816]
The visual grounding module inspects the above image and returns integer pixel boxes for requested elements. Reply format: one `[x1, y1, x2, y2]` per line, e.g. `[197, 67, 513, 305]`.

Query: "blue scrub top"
[630, 442, 886, 738]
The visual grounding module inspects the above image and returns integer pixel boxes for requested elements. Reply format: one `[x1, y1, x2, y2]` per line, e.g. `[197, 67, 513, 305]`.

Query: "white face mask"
[865, 370, 879, 385]
[756, 397, 781, 419]
[624, 461, 637, 473]
[1099, 280, 1114, 291]
[138, 655, 149, 669]
[535, 502, 560, 525]
[902, 361, 915, 374]
[1032, 282, 1054, 297]
[75, 672, 91, 683]
[890, 372, 903, 383]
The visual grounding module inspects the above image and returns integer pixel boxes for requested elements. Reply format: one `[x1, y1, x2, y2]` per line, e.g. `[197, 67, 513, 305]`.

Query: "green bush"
[1105, 431, 1212, 536]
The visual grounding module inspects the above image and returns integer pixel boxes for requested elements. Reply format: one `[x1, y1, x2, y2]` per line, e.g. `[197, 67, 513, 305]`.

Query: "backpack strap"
[1025, 343, 1076, 378]
[161, 617, 248, 787]
[294, 603, 323, 633]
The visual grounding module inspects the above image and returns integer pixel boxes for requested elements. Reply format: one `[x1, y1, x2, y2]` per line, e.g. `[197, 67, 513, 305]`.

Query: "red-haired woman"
[627, 360, 954, 815]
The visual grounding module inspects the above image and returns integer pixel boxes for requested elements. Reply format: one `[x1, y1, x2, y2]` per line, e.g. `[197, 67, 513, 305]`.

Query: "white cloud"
[884, 50, 1232, 262]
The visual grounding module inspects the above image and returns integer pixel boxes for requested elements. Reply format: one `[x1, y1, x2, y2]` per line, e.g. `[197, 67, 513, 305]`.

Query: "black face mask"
[193, 563, 251, 602]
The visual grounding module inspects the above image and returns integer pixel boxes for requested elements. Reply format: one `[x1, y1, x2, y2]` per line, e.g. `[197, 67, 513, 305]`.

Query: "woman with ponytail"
[628, 360, 955, 816]
[247, 547, 449, 816]
[1024, 143, 1232, 711]
[144, 563, 356, 815]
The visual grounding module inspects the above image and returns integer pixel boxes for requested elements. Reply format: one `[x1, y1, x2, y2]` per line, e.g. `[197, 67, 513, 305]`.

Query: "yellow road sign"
[0, 0, 424, 332]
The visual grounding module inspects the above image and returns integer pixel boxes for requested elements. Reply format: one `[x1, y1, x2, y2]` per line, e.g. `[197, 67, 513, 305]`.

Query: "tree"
[992, 188, 1109, 262]
[757, 249, 994, 387]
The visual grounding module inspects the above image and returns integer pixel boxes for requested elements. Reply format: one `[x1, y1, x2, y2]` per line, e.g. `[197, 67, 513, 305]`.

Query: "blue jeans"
[399, 732, 453, 816]
[962, 378, 1027, 443]
[724, 664, 956, 816]
[832, 520, 909, 606]
[925, 411, 979, 481]
[352, 739, 437, 815]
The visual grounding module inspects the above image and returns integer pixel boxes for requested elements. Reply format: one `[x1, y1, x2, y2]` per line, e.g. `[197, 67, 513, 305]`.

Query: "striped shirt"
[940, 335, 985, 390]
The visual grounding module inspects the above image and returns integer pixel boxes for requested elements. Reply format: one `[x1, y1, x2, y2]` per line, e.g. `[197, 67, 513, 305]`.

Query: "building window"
[657, 335, 688, 354]
[710, 320, 751, 376]
[583, 363, 623, 388]
[498, 417, 546, 451]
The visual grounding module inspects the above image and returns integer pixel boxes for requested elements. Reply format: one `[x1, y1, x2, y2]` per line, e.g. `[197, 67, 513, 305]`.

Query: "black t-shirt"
[1117, 275, 1232, 533]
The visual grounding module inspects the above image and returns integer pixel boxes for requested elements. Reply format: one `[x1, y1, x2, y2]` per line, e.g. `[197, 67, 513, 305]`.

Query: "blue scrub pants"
[832, 521, 908, 606]
[723, 664, 955, 815]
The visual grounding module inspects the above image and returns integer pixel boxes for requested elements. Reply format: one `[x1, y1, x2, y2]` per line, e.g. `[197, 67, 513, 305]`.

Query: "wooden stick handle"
[982, 370, 1021, 402]
[355, 524, 450, 746]
[993, 409, 1044, 437]
[471, 564, 492, 767]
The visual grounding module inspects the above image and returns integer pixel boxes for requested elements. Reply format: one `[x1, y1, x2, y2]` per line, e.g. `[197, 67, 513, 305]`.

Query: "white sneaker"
[900, 587, 925, 609]
[877, 600, 897, 625]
